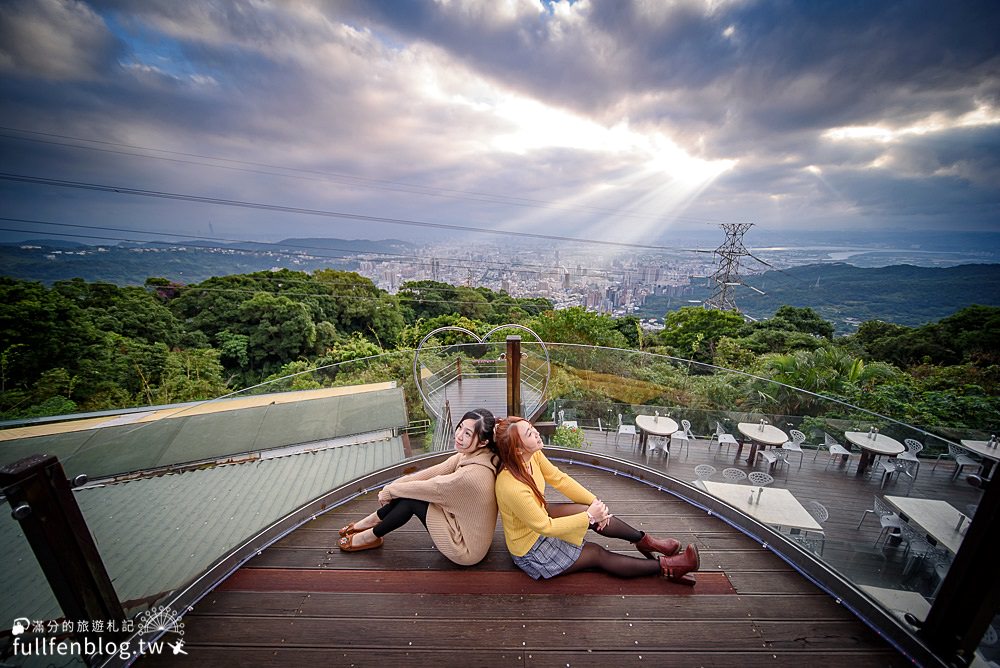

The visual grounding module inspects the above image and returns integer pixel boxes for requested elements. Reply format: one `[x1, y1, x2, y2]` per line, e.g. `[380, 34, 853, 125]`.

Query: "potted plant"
[551, 424, 586, 450]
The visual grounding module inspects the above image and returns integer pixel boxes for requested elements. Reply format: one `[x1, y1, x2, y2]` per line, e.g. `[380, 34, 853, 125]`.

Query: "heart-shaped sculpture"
[413, 324, 550, 421]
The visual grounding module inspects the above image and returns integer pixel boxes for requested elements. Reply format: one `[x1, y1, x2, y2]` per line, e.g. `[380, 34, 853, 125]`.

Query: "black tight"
[546, 503, 659, 579]
[373, 497, 428, 538]
[562, 542, 661, 578]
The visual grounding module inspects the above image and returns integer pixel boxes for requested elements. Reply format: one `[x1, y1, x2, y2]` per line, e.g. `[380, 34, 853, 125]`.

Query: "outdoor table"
[884, 496, 969, 555]
[737, 422, 789, 465]
[703, 481, 822, 532]
[634, 414, 678, 456]
[845, 432, 905, 477]
[959, 439, 999, 478]
[859, 585, 931, 622]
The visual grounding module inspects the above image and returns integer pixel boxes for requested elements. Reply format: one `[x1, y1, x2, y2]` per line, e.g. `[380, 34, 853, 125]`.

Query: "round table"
[634, 415, 678, 456]
[737, 422, 789, 465]
[844, 431, 905, 477]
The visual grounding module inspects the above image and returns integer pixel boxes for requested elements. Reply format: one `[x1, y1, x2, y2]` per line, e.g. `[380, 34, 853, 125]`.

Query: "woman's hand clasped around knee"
[587, 499, 611, 528]
[378, 489, 392, 506]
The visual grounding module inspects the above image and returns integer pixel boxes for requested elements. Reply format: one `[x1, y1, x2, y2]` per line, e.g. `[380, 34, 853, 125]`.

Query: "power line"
[0, 171, 722, 254]
[0, 126, 730, 225]
[0, 216, 710, 280]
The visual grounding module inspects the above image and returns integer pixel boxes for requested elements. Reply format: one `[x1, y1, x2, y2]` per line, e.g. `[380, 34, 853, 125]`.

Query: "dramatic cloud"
[0, 0, 997, 249]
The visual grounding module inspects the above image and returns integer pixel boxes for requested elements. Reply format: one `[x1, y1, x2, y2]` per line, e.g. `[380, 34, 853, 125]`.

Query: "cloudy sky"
[1, 0, 998, 251]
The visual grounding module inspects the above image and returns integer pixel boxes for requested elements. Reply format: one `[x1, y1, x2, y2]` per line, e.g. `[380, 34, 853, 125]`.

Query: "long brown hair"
[495, 416, 546, 509]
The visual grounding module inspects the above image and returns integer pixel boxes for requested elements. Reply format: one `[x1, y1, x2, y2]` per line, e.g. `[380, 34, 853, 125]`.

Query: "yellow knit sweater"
[384, 448, 498, 566]
[495, 450, 597, 556]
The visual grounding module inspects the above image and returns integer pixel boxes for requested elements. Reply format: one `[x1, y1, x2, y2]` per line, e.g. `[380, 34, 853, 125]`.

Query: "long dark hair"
[459, 408, 500, 471]
[495, 416, 546, 509]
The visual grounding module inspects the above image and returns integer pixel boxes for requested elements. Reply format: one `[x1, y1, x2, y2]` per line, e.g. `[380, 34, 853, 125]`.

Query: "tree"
[237, 293, 317, 374]
[761, 305, 835, 339]
[751, 347, 898, 416]
[528, 308, 628, 348]
[657, 307, 744, 362]
[155, 348, 228, 403]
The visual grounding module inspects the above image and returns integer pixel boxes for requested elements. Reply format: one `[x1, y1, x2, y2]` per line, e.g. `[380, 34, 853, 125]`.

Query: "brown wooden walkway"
[143, 463, 907, 667]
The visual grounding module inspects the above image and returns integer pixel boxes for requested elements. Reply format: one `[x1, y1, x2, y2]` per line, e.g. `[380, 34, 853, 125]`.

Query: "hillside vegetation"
[1, 272, 997, 437]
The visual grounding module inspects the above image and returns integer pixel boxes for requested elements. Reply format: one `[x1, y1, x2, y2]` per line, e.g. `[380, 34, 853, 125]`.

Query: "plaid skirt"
[512, 535, 584, 580]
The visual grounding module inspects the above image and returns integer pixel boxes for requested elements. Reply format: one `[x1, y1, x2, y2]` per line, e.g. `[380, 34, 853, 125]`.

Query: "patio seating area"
[571, 421, 983, 605]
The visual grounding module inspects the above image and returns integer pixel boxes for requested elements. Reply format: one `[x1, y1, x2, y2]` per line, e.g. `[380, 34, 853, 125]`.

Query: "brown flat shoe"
[338, 533, 384, 552]
[338, 522, 360, 538]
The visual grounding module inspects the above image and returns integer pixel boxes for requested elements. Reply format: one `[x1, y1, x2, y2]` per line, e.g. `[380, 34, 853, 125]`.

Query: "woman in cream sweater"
[495, 416, 700, 584]
[338, 408, 500, 566]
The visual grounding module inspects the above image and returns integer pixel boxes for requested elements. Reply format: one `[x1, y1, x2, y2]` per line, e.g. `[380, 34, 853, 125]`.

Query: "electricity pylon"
[705, 223, 753, 312]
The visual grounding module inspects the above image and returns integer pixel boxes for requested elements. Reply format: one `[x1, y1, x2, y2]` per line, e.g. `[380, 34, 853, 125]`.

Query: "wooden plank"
[175, 616, 766, 651]
[726, 570, 827, 595]
[249, 546, 791, 574]
[167, 617, 891, 654]
[523, 650, 907, 668]
[141, 647, 906, 668]
[188, 591, 855, 621]
[220, 568, 735, 596]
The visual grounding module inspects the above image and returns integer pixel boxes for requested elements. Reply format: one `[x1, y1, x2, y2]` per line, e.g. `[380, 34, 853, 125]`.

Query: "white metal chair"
[798, 500, 829, 555]
[692, 464, 716, 490]
[711, 422, 739, 458]
[857, 496, 902, 548]
[934, 443, 983, 480]
[670, 418, 691, 459]
[721, 467, 747, 483]
[781, 429, 806, 469]
[896, 521, 951, 580]
[648, 433, 670, 460]
[615, 413, 636, 449]
[747, 471, 774, 487]
[900, 438, 923, 459]
[814, 432, 854, 473]
[756, 446, 788, 473]
[877, 458, 917, 494]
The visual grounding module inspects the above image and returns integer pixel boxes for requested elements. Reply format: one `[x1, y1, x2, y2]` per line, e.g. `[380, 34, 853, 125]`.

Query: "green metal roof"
[1, 435, 406, 626]
[0, 383, 412, 631]
[0, 384, 408, 479]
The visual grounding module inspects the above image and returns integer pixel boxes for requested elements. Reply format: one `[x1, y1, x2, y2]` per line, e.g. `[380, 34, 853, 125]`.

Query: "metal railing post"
[1, 454, 125, 647]
[506, 335, 522, 417]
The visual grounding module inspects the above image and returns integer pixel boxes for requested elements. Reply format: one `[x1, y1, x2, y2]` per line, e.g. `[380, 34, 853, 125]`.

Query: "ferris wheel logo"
[137, 606, 185, 637]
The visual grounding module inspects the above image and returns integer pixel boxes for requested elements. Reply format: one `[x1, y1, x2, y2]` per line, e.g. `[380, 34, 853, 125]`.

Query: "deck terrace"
[142, 451, 921, 667]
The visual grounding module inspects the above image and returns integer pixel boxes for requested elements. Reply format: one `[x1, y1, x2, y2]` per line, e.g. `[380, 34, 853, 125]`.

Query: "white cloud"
[0, 0, 117, 80]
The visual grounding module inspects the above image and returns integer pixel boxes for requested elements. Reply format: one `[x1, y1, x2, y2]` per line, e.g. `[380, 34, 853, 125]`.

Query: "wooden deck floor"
[143, 461, 914, 667]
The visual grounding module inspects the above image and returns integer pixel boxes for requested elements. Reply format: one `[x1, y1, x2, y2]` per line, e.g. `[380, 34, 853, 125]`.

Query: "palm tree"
[749, 347, 897, 416]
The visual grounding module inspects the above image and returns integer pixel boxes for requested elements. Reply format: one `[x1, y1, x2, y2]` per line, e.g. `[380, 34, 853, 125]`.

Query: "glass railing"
[532, 342, 996, 665]
[0, 341, 995, 665]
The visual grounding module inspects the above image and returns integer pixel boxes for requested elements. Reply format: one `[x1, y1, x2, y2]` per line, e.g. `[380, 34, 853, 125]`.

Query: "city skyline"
[1, 1, 999, 253]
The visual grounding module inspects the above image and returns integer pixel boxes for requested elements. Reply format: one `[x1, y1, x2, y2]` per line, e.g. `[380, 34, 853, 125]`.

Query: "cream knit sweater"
[383, 447, 499, 566]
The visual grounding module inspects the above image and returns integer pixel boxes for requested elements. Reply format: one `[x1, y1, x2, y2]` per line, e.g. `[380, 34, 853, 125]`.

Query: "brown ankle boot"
[635, 533, 682, 559]
[659, 544, 699, 585]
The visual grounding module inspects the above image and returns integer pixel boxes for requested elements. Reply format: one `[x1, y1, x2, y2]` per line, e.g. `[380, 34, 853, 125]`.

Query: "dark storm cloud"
[0, 0, 997, 245]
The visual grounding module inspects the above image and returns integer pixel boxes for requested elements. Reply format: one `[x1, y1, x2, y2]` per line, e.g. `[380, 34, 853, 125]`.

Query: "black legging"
[372, 497, 429, 538]
[547, 502, 661, 579]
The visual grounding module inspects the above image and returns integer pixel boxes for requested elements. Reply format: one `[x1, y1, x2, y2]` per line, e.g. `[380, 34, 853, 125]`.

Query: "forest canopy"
[1, 272, 997, 433]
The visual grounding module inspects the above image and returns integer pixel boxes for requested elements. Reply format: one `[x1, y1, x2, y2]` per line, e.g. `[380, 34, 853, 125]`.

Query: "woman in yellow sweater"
[337, 408, 500, 566]
[495, 416, 700, 584]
